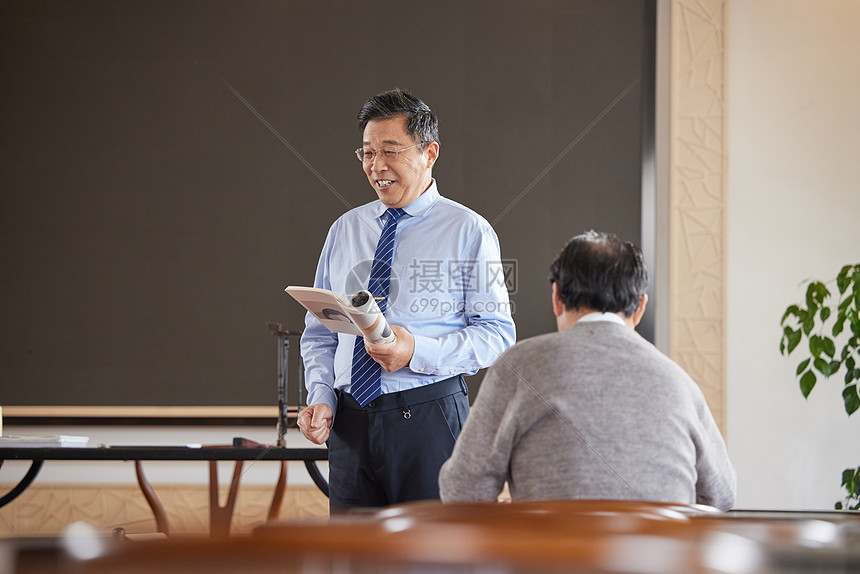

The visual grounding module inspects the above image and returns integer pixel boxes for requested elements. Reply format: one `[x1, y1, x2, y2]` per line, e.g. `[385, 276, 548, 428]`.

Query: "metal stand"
[265, 322, 328, 498]
[266, 322, 301, 447]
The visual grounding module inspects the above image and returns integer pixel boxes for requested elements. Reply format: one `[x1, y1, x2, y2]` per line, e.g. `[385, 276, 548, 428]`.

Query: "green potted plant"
[779, 263, 860, 509]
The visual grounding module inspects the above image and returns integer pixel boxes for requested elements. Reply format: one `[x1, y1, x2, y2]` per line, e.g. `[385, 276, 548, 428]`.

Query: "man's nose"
[370, 152, 388, 170]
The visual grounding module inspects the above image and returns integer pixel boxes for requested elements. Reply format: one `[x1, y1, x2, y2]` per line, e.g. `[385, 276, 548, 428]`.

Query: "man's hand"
[296, 403, 333, 445]
[366, 324, 415, 372]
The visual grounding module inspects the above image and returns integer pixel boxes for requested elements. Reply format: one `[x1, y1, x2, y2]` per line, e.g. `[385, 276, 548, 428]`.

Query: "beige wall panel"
[670, 0, 727, 431]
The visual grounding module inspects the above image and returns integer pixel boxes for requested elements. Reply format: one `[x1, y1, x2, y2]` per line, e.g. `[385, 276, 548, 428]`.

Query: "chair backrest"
[254, 499, 714, 571]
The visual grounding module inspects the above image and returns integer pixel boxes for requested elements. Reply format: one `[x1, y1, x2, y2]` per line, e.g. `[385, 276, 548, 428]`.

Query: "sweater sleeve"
[438, 360, 518, 502]
[692, 393, 738, 510]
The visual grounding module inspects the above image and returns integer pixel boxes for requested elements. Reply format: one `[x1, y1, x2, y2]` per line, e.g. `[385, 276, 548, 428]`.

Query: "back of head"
[357, 88, 439, 146]
[549, 230, 649, 317]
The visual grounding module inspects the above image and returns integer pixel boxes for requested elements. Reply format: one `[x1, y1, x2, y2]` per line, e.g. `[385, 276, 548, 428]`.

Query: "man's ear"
[425, 141, 439, 169]
[631, 293, 648, 327]
[552, 282, 565, 318]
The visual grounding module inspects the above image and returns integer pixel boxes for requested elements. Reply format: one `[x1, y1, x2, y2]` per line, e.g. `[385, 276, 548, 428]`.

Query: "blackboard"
[0, 0, 655, 410]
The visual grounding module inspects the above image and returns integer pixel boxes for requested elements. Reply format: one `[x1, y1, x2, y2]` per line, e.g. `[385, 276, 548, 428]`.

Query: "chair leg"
[267, 460, 288, 521]
[134, 461, 170, 536]
[209, 460, 243, 537]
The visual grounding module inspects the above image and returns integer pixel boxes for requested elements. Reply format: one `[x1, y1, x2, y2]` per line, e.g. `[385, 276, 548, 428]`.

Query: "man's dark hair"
[357, 88, 439, 147]
[548, 230, 649, 317]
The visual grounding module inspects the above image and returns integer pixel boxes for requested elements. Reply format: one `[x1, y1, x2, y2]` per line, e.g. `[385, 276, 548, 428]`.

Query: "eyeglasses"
[354, 142, 425, 163]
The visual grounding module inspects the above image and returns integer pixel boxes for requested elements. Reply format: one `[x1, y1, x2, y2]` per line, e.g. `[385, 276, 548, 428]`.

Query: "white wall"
[727, 0, 860, 509]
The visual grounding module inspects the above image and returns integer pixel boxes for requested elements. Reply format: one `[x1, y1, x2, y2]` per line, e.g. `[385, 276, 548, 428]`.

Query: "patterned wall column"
[669, 0, 728, 431]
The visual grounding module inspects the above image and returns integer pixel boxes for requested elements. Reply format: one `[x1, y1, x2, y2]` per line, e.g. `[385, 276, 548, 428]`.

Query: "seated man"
[439, 230, 736, 510]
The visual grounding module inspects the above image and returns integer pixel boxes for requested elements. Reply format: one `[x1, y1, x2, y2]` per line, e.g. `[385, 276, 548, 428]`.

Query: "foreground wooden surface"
[5, 499, 860, 573]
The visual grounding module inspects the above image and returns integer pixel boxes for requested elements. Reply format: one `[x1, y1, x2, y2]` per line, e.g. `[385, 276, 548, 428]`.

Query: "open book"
[285, 286, 396, 344]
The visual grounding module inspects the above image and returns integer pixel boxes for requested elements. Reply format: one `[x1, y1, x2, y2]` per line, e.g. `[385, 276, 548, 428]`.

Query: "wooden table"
[7, 501, 858, 573]
[0, 445, 329, 536]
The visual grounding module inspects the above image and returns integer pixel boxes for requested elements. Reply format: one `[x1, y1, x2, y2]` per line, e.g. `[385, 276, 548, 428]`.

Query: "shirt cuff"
[306, 384, 337, 415]
[409, 333, 441, 374]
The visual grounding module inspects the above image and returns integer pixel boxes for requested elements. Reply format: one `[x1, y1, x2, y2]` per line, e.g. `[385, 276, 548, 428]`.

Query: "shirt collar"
[577, 312, 627, 326]
[371, 179, 439, 220]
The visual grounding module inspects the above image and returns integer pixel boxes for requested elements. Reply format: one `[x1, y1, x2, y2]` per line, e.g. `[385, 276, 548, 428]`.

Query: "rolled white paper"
[349, 290, 396, 344]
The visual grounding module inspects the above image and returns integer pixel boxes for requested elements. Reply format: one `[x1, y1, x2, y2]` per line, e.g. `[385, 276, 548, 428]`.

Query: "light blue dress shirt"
[300, 180, 516, 413]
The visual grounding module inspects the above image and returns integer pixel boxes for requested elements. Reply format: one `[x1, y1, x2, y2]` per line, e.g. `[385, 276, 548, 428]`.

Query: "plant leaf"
[787, 329, 802, 354]
[802, 314, 815, 335]
[820, 307, 831, 322]
[806, 283, 818, 310]
[800, 370, 817, 397]
[833, 318, 845, 337]
[844, 385, 860, 416]
[810, 335, 822, 357]
[780, 325, 792, 354]
[796, 358, 810, 376]
[816, 282, 831, 304]
[822, 337, 836, 358]
[814, 357, 831, 377]
[781, 305, 800, 325]
[838, 266, 851, 294]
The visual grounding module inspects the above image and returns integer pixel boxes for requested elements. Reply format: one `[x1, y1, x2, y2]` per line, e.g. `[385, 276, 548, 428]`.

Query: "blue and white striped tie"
[350, 208, 406, 406]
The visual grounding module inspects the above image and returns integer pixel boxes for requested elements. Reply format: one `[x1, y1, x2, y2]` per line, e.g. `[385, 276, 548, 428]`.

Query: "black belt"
[337, 375, 467, 412]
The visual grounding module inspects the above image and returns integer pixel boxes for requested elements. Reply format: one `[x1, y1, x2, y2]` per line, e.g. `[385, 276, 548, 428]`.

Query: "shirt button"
[368, 401, 376, 408]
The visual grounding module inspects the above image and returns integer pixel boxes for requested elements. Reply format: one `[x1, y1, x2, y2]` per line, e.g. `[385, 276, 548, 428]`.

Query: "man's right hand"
[297, 403, 333, 445]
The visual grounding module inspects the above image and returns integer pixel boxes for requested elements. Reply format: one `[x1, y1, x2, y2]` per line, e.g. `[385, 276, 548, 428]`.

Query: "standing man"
[298, 89, 516, 512]
[439, 230, 736, 510]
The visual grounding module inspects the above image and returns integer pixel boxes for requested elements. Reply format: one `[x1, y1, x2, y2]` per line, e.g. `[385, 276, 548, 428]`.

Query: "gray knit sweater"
[439, 320, 737, 510]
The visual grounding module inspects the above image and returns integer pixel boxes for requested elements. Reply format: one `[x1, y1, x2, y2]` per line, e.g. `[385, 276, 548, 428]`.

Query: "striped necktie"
[350, 207, 406, 406]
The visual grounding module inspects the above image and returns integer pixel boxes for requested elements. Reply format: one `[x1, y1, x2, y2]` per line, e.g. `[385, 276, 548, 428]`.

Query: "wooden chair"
[252, 499, 713, 572]
[43, 502, 860, 573]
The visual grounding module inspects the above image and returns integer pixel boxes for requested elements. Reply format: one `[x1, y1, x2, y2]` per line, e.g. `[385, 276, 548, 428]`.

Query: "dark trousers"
[328, 375, 469, 513]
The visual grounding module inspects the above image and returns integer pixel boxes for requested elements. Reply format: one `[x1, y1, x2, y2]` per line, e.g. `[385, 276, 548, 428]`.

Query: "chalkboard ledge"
[3, 406, 297, 426]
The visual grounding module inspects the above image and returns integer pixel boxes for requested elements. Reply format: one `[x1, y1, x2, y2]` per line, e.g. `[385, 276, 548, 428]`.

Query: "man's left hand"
[366, 324, 414, 372]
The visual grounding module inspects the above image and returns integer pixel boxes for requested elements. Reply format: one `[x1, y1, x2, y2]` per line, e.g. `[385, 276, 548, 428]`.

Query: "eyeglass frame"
[354, 142, 429, 163]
